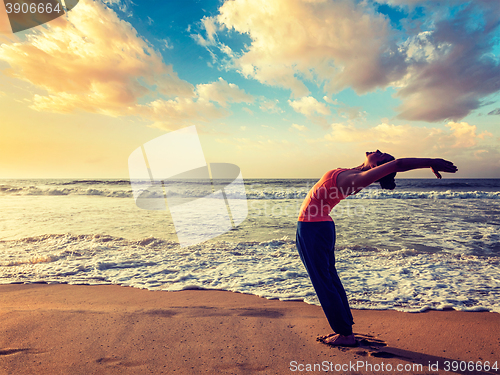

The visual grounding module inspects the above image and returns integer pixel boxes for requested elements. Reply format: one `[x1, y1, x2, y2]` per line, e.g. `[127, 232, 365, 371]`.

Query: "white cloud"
[162, 39, 174, 50]
[290, 123, 308, 132]
[192, 16, 220, 47]
[196, 77, 253, 107]
[190, 33, 210, 47]
[259, 98, 282, 113]
[102, 0, 133, 14]
[323, 96, 338, 105]
[139, 78, 254, 129]
[376, 0, 431, 5]
[289, 96, 330, 116]
[400, 32, 451, 65]
[337, 105, 366, 121]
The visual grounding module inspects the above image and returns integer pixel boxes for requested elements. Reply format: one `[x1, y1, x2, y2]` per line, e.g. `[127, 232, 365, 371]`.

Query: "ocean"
[1, 178, 499, 313]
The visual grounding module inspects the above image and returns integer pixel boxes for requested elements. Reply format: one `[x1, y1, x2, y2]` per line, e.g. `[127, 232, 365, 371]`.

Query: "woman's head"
[365, 150, 397, 190]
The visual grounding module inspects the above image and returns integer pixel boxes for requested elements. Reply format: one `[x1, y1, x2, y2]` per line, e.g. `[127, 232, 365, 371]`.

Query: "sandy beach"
[0, 284, 498, 375]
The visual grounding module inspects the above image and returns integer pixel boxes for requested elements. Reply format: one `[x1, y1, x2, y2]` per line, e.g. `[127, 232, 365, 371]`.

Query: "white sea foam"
[349, 189, 500, 200]
[0, 185, 132, 198]
[1, 182, 500, 200]
[1, 234, 498, 313]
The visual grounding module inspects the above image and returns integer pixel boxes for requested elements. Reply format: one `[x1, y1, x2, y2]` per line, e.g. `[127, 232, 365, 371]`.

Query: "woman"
[296, 151, 458, 346]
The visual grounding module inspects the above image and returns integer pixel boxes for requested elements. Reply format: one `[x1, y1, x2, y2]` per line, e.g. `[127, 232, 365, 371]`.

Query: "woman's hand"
[430, 159, 458, 179]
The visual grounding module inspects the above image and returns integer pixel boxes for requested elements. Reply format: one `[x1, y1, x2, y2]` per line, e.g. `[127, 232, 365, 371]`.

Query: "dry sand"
[0, 284, 498, 374]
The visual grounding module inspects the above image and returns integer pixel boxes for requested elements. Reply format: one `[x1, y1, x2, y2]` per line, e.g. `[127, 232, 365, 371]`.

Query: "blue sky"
[0, 0, 499, 178]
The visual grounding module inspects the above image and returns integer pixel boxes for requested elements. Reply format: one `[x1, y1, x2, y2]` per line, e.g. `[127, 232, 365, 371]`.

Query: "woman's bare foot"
[320, 333, 357, 347]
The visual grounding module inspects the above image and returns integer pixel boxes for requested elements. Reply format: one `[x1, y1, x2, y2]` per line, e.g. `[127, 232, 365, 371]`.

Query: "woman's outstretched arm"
[395, 158, 457, 179]
[337, 158, 458, 194]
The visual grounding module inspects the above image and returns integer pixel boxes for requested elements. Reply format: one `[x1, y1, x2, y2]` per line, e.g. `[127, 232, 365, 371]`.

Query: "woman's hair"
[375, 155, 397, 190]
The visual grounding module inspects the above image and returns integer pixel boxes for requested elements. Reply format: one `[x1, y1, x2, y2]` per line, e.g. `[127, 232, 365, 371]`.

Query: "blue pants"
[296, 221, 353, 335]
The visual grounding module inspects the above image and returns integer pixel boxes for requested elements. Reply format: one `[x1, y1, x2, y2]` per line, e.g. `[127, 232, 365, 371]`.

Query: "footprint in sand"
[96, 357, 143, 368]
[0, 348, 44, 356]
[0, 348, 30, 356]
[317, 333, 399, 359]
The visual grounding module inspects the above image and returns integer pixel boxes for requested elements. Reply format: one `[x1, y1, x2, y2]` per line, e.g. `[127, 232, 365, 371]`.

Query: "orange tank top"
[297, 168, 349, 222]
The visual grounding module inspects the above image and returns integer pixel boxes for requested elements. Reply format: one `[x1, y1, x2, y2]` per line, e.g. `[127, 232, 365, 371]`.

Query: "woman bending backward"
[296, 151, 458, 346]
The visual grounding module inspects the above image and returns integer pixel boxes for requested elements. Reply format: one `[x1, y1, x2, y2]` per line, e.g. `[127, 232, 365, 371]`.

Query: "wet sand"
[0, 284, 498, 374]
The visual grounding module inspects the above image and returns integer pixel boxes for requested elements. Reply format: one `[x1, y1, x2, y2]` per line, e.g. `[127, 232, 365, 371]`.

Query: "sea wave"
[1, 184, 500, 200]
[0, 185, 132, 198]
[247, 189, 500, 200]
[58, 179, 131, 185]
[348, 189, 500, 200]
[1, 233, 499, 313]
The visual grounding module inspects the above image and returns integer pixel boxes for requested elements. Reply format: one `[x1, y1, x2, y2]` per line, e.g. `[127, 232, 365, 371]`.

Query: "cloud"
[488, 108, 500, 116]
[138, 78, 253, 129]
[136, 97, 228, 130]
[289, 96, 330, 116]
[444, 121, 492, 148]
[376, 0, 431, 6]
[289, 96, 331, 127]
[162, 39, 174, 50]
[202, 0, 500, 122]
[395, 2, 500, 122]
[337, 105, 366, 121]
[0, 0, 251, 130]
[102, 0, 133, 14]
[196, 77, 253, 107]
[400, 31, 452, 65]
[192, 16, 220, 47]
[290, 123, 308, 132]
[323, 96, 338, 105]
[205, 0, 406, 97]
[307, 117, 498, 177]
[259, 98, 282, 113]
[324, 121, 493, 156]
[0, 0, 193, 115]
[473, 149, 488, 160]
[215, 136, 290, 151]
[325, 122, 417, 144]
